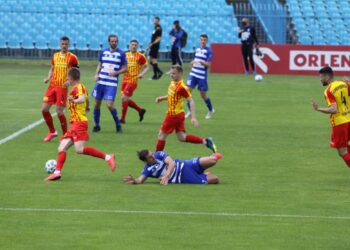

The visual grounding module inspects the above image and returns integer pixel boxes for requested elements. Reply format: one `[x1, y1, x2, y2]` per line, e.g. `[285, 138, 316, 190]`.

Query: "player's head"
[319, 66, 333, 86]
[173, 20, 180, 30]
[67, 67, 80, 84]
[154, 16, 160, 25]
[60, 36, 70, 52]
[242, 18, 249, 27]
[108, 34, 118, 50]
[129, 39, 139, 53]
[200, 34, 208, 48]
[170, 65, 183, 81]
[137, 150, 156, 164]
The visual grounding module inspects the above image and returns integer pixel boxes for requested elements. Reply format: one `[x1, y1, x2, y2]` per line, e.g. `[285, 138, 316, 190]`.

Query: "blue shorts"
[92, 83, 117, 101]
[186, 75, 208, 91]
[181, 157, 208, 184]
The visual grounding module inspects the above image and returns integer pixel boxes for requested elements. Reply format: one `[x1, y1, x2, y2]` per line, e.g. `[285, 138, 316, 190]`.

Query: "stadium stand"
[287, 0, 350, 45]
[0, 0, 238, 51]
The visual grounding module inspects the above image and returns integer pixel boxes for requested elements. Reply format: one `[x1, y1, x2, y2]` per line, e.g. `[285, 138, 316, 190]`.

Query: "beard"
[321, 81, 328, 86]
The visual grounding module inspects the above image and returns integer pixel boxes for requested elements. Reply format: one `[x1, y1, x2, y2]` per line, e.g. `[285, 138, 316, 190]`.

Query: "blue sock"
[204, 98, 213, 112]
[94, 109, 100, 127]
[187, 100, 191, 112]
[110, 108, 120, 127]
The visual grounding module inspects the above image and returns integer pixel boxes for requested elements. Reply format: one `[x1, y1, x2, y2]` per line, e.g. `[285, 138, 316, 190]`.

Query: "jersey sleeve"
[141, 166, 152, 177]
[207, 49, 213, 62]
[51, 55, 55, 66]
[155, 27, 162, 37]
[154, 151, 169, 161]
[70, 55, 79, 67]
[179, 85, 192, 99]
[121, 51, 128, 67]
[98, 50, 103, 63]
[139, 54, 147, 66]
[325, 87, 336, 106]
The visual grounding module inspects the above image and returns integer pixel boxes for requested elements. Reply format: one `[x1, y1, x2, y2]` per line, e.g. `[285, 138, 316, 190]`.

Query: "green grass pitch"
[0, 59, 350, 249]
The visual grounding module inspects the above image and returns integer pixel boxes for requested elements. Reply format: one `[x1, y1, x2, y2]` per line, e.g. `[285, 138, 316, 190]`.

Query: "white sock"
[54, 170, 61, 174]
[105, 154, 111, 161]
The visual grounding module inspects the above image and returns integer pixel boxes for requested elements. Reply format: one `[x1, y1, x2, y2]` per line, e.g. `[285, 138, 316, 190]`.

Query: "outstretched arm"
[159, 156, 176, 185]
[311, 100, 337, 114]
[123, 174, 147, 184]
[156, 95, 168, 103]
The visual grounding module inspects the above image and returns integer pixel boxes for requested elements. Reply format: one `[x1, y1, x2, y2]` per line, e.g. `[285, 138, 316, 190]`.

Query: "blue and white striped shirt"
[97, 48, 127, 87]
[189, 47, 212, 80]
[141, 151, 185, 184]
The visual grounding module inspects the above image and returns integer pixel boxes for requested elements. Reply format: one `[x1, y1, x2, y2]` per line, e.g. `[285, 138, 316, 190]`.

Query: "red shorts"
[160, 112, 185, 134]
[62, 121, 89, 142]
[121, 82, 137, 97]
[43, 86, 68, 107]
[330, 122, 350, 148]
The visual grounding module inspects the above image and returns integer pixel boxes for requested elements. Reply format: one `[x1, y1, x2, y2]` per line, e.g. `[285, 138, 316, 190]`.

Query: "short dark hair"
[137, 150, 150, 161]
[130, 39, 139, 44]
[60, 36, 70, 42]
[108, 34, 118, 42]
[319, 66, 333, 76]
[200, 34, 208, 39]
[154, 16, 160, 21]
[68, 67, 80, 80]
[171, 65, 183, 73]
[173, 20, 180, 25]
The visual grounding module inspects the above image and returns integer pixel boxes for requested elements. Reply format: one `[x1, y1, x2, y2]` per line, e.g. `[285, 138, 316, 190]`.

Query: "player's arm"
[311, 100, 337, 114]
[44, 65, 54, 84]
[123, 174, 147, 184]
[200, 60, 211, 68]
[149, 36, 161, 48]
[188, 97, 199, 127]
[68, 94, 85, 104]
[95, 62, 102, 81]
[156, 95, 168, 103]
[138, 64, 149, 79]
[86, 98, 90, 113]
[252, 27, 259, 46]
[159, 156, 176, 185]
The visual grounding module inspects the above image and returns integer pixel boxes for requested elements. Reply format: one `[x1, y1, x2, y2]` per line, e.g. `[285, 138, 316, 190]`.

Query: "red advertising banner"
[211, 44, 350, 75]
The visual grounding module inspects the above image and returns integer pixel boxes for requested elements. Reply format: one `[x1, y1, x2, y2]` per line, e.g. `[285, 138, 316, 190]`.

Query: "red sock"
[185, 134, 205, 144]
[156, 140, 166, 151]
[42, 111, 55, 133]
[121, 101, 128, 121]
[83, 146, 106, 159]
[58, 114, 67, 134]
[342, 153, 350, 168]
[56, 151, 66, 171]
[128, 99, 142, 112]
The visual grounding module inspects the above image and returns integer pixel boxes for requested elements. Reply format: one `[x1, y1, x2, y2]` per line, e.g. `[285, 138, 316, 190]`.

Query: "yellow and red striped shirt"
[122, 51, 147, 85]
[51, 52, 79, 88]
[69, 83, 88, 122]
[167, 80, 192, 116]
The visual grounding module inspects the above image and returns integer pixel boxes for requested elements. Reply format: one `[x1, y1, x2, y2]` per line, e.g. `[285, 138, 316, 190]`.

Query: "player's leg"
[177, 48, 183, 66]
[331, 123, 350, 168]
[42, 87, 57, 141]
[198, 154, 222, 169]
[177, 131, 205, 144]
[171, 47, 177, 65]
[92, 84, 103, 132]
[55, 87, 68, 134]
[124, 84, 145, 122]
[44, 138, 73, 181]
[120, 83, 129, 123]
[74, 140, 116, 172]
[104, 86, 122, 133]
[180, 158, 218, 184]
[241, 45, 250, 75]
[153, 57, 163, 79]
[248, 45, 256, 75]
[205, 173, 220, 184]
[156, 130, 169, 151]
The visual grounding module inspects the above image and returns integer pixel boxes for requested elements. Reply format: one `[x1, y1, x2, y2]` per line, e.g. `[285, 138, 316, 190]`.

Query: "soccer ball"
[45, 159, 57, 174]
[255, 74, 263, 82]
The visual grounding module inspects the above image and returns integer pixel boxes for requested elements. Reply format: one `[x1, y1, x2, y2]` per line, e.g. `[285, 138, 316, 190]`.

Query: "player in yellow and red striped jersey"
[120, 40, 149, 124]
[155, 65, 217, 152]
[41, 36, 79, 142]
[311, 66, 350, 169]
[45, 68, 116, 181]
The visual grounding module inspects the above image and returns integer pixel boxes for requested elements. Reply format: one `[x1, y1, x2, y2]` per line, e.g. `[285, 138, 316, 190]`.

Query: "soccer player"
[155, 65, 217, 152]
[45, 68, 116, 181]
[185, 34, 214, 119]
[123, 150, 221, 185]
[311, 66, 350, 168]
[238, 18, 259, 75]
[169, 20, 184, 66]
[148, 16, 163, 80]
[120, 40, 148, 124]
[92, 34, 127, 133]
[42, 36, 79, 142]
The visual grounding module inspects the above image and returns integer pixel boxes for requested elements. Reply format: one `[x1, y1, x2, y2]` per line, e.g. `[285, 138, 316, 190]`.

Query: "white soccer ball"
[255, 74, 263, 82]
[45, 159, 57, 174]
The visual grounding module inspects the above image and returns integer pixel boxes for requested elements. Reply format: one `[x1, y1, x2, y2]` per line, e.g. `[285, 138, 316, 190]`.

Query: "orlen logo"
[253, 47, 280, 73]
[290, 51, 350, 71]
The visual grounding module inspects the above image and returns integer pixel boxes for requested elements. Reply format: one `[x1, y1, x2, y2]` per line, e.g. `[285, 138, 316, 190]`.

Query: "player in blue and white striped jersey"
[123, 150, 222, 185]
[185, 34, 215, 119]
[92, 34, 127, 133]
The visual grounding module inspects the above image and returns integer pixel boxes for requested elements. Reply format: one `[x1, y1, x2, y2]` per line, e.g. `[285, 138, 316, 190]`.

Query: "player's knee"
[176, 134, 186, 142]
[75, 147, 84, 154]
[209, 176, 220, 184]
[106, 103, 114, 110]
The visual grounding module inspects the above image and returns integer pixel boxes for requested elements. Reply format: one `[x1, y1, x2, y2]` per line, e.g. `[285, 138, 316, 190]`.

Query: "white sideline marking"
[0, 207, 349, 221]
[0, 113, 57, 145]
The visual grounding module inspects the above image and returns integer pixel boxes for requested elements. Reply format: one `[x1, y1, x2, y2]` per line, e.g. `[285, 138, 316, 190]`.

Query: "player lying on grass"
[311, 66, 350, 168]
[45, 68, 116, 181]
[155, 65, 217, 153]
[123, 150, 222, 185]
